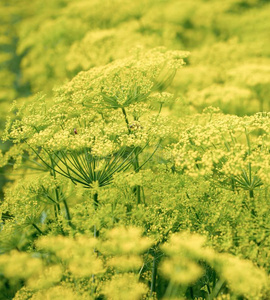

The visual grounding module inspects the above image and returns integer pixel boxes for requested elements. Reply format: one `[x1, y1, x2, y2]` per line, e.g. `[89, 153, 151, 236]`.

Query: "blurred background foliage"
[1, 0, 269, 117]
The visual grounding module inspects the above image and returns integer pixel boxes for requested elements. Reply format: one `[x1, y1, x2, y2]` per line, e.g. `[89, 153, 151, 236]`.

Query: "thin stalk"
[41, 188, 58, 204]
[63, 199, 73, 227]
[93, 192, 99, 238]
[150, 256, 157, 297]
[93, 192, 99, 210]
[155, 103, 163, 122]
[141, 186, 146, 205]
[135, 185, 141, 205]
[121, 107, 142, 204]
[138, 263, 145, 279]
[91, 274, 96, 297]
[54, 204, 58, 219]
[133, 152, 142, 205]
[231, 177, 235, 192]
[208, 279, 225, 300]
[50, 157, 67, 234]
[55, 202, 65, 235]
[92, 193, 98, 295]
[249, 189, 257, 217]
[34, 147, 89, 186]
[248, 162, 252, 186]
[93, 225, 97, 239]
[50, 157, 61, 204]
[135, 142, 160, 172]
[121, 107, 131, 133]
[164, 281, 174, 299]
[32, 223, 44, 235]
[55, 190, 61, 217]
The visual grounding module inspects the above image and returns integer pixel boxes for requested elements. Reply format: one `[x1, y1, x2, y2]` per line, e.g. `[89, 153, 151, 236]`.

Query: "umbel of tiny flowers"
[55, 47, 189, 109]
[54, 47, 188, 205]
[169, 111, 270, 198]
[2, 47, 188, 210]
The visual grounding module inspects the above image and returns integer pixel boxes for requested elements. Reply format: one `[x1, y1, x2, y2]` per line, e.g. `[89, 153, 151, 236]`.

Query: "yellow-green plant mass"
[0, 0, 270, 299]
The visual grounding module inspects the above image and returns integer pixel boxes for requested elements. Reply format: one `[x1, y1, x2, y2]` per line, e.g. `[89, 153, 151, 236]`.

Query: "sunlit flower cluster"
[169, 112, 270, 192]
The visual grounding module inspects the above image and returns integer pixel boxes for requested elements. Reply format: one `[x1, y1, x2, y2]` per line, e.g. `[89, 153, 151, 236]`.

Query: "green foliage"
[1, 0, 270, 299]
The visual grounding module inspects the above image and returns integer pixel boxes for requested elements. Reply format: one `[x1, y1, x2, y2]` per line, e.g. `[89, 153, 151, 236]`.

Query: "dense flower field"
[0, 0, 270, 299]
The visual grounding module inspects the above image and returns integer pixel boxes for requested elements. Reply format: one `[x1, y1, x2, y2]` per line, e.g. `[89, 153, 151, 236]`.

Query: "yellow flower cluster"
[36, 236, 103, 277]
[102, 273, 148, 300]
[3, 48, 187, 161]
[170, 112, 270, 192]
[100, 226, 152, 272]
[161, 232, 269, 299]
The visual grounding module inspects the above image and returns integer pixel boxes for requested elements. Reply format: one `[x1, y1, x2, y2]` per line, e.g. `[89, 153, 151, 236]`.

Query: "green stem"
[136, 185, 141, 205]
[54, 202, 65, 235]
[121, 107, 143, 204]
[92, 193, 98, 295]
[134, 151, 142, 204]
[63, 199, 73, 227]
[93, 225, 97, 238]
[93, 192, 98, 210]
[91, 274, 96, 297]
[32, 223, 44, 235]
[56, 202, 61, 214]
[54, 204, 58, 219]
[208, 279, 225, 300]
[150, 256, 157, 297]
[138, 263, 145, 278]
[134, 150, 140, 172]
[249, 189, 257, 217]
[121, 107, 131, 133]
[164, 281, 174, 299]
[93, 193, 98, 238]
[50, 157, 62, 220]
[156, 103, 163, 121]
[231, 177, 235, 192]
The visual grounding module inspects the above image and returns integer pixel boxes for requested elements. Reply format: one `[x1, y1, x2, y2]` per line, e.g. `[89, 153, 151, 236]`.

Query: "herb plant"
[1, 1, 270, 299]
